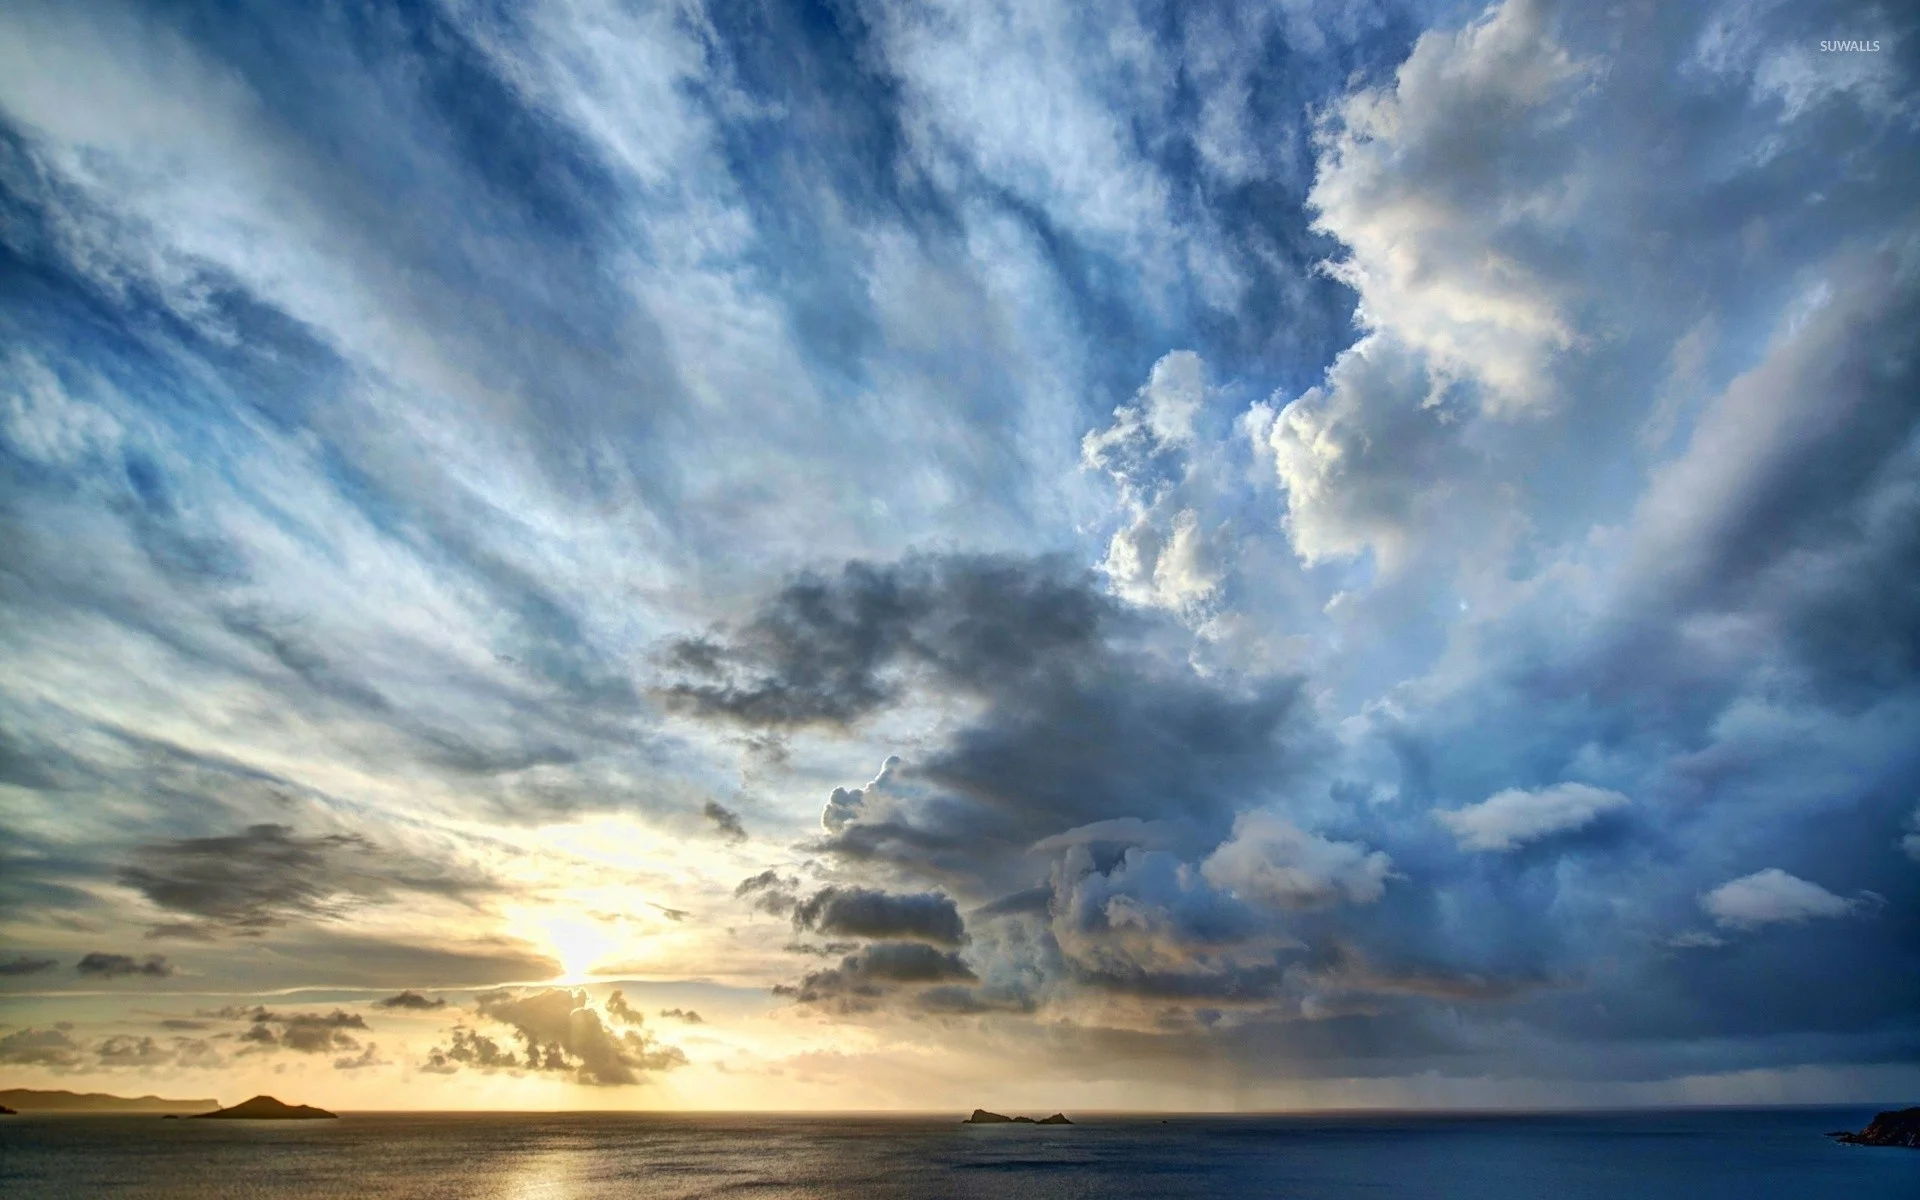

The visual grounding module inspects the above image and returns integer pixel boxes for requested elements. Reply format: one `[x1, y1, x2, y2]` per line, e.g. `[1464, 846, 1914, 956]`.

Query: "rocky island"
[191, 1095, 337, 1120]
[1828, 1108, 1920, 1148]
[964, 1109, 1071, 1125]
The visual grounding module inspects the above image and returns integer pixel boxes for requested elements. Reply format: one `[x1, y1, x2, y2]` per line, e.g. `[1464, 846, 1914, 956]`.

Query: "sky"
[0, 0, 1916, 1113]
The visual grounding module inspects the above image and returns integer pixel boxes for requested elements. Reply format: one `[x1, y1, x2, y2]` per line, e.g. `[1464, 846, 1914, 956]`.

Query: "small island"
[1829, 1108, 1920, 1149]
[0, 1104, 16, 1115]
[190, 1095, 337, 1121]
[964, 1109, 1071, 1125]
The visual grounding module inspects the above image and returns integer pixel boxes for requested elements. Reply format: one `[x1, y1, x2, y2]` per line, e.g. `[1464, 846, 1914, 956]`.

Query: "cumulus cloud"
[1437, 784, 1631, 852]
[1047, 843, 1276, 998]
[222, 1007, 370, 1055]
[75, 952, 173, 979]
[94, 1035, 175, 1067]
[1083, 351, 1226, 613]
[333, 1043, 387, 1071]
[0, 1027, 83, 1068]
[1200, 814, 1392, 908]
[425, 988, 685, 1086]
[1245, 336, 1464, 568]
[373, 990, 446, 1011]
[1701, 869, 1865, 929]
[822, 757, 901, 834]
[657, 1007, 704, 1024]
[1308, 0, 1588, 412]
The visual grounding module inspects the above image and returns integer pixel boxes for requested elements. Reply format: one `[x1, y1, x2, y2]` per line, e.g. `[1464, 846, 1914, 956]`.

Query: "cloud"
[426, 988, 685, 1086]
[1307, 0, 1588, 412]
[1437, 784, 1632, 852]
[0, 1027, 83, 1068]
[1701, 869, 1865, 929]
[118, 824, 480, 938]
[1083, 351, 1225, 613]
[1246, 335, 1465, 568]
[702, 800, 748, 843]
[373, 990, 446, 1011]
[774, 942, 976, 1013]
[660, 554, 1114, 729]
[673, 553, 1312, 892]
[0, 954, 57, 976]
[735, 869, 800, 917]
[333, 1043, 387, 1071]
[604, 989, 642, 1025]
[657, 1007, 704, 1024]
[1904, 807, 1920, 863]
[1200, 814, 1392, 908]
[822, 756, 900, 835]
[95, 1035, 174, 1067]
[792, 886, 967, 946]
[220, 1007, 370, 1055]
[75, 952, 173, 979]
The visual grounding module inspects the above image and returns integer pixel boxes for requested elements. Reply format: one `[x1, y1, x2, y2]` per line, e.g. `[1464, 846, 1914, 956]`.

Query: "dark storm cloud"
[703, 800, 748, 844]
[0, 954, 57, 976]
[75, 952, 173, 979]
[661, 554, 1110, 728]
[118, 823, 482, 937]
[792, 886, 966, 946]
[773, 942, 977, 1012]
[374, 990, 447, 1011]
[674, 554, 1311, 887]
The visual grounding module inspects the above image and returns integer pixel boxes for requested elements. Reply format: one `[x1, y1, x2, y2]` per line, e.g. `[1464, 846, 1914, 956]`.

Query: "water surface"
[4, 1107, 1915, 1198]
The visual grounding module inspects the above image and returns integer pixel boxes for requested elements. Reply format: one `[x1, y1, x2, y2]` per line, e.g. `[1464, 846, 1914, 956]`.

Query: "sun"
[536, 914, 616, 982]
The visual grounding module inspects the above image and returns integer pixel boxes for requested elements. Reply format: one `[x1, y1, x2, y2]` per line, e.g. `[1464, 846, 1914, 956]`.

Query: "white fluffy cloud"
[1306, 0, 1588, 413]
[1200, 812, 1392, 909]
[1083, 351, 1226, 613]
[1701, 869, 1859, 929]
[1244, 334, 1459, 569]
[1438, 783, 1630, 852]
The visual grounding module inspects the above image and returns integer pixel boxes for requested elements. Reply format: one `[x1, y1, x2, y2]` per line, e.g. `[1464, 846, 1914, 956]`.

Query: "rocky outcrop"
[191, 1095, 337, 1120]
[0, 1104, 16, 1115]
[1829, 1108, 1920, 1148]
[963, 1109, 1071, 1125]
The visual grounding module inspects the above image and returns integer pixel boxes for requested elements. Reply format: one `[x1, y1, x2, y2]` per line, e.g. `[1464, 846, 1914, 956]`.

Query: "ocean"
[3, 1107, 1915, 1198]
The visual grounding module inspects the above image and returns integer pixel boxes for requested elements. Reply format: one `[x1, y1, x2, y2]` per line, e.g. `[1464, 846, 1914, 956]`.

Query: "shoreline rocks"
[1828, 1108, 1919, 1148]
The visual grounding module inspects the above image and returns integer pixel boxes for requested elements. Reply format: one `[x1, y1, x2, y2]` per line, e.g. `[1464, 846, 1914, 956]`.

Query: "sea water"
[3, 1107, 1915, 1198]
